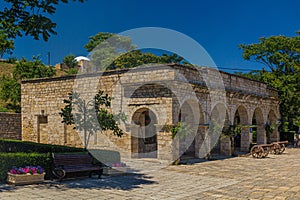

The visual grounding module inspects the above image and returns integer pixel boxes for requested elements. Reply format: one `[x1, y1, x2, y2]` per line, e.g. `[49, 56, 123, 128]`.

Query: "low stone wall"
[0, 112, 21, 140]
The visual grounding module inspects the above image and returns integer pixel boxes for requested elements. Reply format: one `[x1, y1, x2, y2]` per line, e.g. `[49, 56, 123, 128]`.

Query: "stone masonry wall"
[21, 64, 280, 158]
[0, 113, 21, 140]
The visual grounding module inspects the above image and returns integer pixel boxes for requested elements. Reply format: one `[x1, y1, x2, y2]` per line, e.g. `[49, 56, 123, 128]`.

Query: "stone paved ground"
[0, 148, 299, 200]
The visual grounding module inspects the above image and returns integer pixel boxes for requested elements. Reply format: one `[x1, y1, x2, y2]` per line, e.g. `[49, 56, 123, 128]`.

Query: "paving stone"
[0, 148, 299, 199]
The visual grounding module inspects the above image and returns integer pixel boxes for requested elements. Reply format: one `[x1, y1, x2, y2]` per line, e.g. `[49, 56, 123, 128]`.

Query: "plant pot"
[7, 173, 45, 185]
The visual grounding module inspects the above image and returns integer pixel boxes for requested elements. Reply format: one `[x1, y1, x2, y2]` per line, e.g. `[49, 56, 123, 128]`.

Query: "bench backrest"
[53, 153, 94, 166]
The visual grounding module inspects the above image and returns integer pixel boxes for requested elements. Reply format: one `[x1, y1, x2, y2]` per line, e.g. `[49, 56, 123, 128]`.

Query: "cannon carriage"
[250, 141, 288, 159]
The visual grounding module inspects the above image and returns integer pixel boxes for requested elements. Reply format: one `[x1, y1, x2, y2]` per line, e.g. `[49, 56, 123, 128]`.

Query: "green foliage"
[0, 0, 85, 41]
[0, 152, 51, 182]
[85, 32, 189, 71]
[0, 31, 14, 58]
[86, 33, 135, 70]
[252, 130, 257, 143]
[164, 122, 190, 139]
[59, 90, 124, 148]
[85, 32, 117, 52]
[62, 54, 78, 69]
[66, 68, 79, 75]
[111, 50, 185, 70]
[97, 109, 124, 137]
[7, 57, 17, 64]
[239, 32, 300, 132]
[222, 125, 241, 138]
[239, 34, 300, 73]
[0, 76, 20, 112]
[0, 57, 55, 112]
[0, 139, 87, 182]
[13, 57, 55, 80]
[0, 139, 86, 153]
[265, 122, 275, 140]
[0, 106, 10, 112]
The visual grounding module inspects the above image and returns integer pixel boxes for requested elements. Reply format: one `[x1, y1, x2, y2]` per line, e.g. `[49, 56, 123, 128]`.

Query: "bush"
[0, 140, 93, 182]
[0, 139, 86, 153]
[0, 152, 51, 182]
[66, 68, 78, 75]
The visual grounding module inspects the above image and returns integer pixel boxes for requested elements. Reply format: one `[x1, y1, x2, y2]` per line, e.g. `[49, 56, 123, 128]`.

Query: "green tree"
[13, 57, 55, 80]
[239, 32, 300, 132]
[111, 51, 185, 70]
[85, 32, 135, 70]
[84, 32, 118, 52]
[0, 76, 20, 112]
[0, 0, 85, 41]
[0, 57, 55, 112]
[0, 31, 14, 59]
[62, 54, 78, 68]
[59, 90, 124, 148]
[239, 33, 300, 74]
[85, 32, 187, 71]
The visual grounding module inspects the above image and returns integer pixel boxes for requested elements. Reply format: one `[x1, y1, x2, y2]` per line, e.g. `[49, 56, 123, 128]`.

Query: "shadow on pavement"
[0, 173, 156, 192]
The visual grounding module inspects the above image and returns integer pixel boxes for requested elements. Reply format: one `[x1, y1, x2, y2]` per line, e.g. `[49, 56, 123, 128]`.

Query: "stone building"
[0, 113, 21, 140]
[21, 64, 280, 161]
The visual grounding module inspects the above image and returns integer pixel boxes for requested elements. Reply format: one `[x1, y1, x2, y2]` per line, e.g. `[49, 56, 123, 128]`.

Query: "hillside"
[0, 61, 68, 112]
[0, 61, 15, 78]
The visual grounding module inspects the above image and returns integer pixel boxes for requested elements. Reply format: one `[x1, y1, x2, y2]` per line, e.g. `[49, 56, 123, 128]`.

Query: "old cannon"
[250, 141, 288, 159]
[250, 144, 272, 158]
[271, 141, 288, 154]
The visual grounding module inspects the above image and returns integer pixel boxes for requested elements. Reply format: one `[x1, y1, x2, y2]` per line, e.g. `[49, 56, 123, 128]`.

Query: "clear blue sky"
[10, 0, 300, 73]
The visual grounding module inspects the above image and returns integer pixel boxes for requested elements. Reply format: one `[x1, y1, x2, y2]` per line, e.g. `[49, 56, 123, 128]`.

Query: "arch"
[210, 103, 229, 155]
[252, 107, 266, 144]
[233, 105, 248, 125]
[233, 105, 249, 152]
[267, 109, 279, 142]
[131, 107, 158, 158]
[129, 83, 178, 125]
[177, 98, 204, 158]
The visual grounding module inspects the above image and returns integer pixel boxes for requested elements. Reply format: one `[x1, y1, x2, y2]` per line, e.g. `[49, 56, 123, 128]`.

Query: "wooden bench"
[52, 153, 103, 181]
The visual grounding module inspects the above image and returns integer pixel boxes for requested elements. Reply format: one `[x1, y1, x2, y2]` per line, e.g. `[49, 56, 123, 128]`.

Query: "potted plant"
[7, 166, 45, 185]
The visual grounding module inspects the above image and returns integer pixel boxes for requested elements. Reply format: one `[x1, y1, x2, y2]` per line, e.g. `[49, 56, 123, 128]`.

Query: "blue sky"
[10, 0, 300, 73]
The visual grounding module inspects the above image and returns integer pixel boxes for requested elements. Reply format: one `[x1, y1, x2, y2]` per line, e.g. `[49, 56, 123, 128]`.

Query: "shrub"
[0, 140, 96, 182]
[0, 139, 86, 153]
[0, 152, 51, 182]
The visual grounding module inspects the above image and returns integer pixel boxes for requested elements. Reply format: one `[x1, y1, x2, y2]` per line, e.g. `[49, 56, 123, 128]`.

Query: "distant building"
[55, 56, 91, 71]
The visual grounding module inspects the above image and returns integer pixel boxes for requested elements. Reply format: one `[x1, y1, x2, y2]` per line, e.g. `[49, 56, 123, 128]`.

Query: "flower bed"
[7, 166, 45, 185]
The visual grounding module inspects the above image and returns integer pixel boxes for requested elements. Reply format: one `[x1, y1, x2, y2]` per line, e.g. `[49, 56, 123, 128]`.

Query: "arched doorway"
[131, 108, 158, 158]
[252, 108, 265, 144]
[210, 103, 228, 155]
[177, 99, 203, 159]
[267, 110, 279, 143]
[233, 105, 249, 152]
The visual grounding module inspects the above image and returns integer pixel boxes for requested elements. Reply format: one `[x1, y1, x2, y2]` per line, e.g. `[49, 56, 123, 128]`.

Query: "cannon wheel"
[262, 146, 270, 158]
[279, 144, 286, 154]
[251, 145, 264, 159]
[272, 143, 281, 154]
